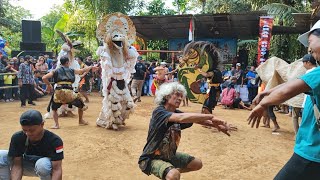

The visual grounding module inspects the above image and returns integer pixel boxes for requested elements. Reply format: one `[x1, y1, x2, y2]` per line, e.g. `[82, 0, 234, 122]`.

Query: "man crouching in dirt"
[138, 82, 236, 180]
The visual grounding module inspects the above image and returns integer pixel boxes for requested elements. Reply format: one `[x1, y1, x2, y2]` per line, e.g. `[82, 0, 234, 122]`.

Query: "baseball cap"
[236, 63, 241, 66]
[20, 110, 43, 126]
[298, 20, 320, 47]
[302, 54, 316, 64]
[160, 62, 167, 65]
[137, 56, 143, 61]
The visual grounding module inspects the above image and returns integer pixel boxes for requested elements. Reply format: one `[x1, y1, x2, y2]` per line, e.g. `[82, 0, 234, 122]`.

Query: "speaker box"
[22, 20, 41, 43]
[20, 42, 46, 51]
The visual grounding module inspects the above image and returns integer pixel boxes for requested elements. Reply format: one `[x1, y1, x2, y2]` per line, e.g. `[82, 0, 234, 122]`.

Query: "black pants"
[248, 87, 258, 103]
[4, 87, 12, 100]
[274, 153, 320, 180]
[12, 78, 19, 99]
[203, 86, 220, 113]
[267, 105, 276, 120]
[20, 84, 34, 106]
[0, 80, 4, 99]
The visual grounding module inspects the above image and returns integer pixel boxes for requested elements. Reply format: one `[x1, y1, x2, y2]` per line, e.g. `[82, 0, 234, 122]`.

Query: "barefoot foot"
[51, 125, 60, 129]
[67, 111, 76, 117]
[272, 126, 280, 132]
[79, 120, 89, 126]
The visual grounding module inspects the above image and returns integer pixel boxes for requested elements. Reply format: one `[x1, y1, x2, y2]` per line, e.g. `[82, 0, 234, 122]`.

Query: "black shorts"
[81, 76, 90, 91]
[51, 98, 84, 110]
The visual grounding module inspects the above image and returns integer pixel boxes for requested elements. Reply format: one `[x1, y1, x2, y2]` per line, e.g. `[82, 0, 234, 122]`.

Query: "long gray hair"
[154, 82, 187, 105]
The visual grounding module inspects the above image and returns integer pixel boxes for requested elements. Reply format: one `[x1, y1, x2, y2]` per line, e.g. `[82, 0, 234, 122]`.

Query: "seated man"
[138, 82, 236, 180]
[33, 70, 46, 99]
[221, 83, 252, 111]
[0, 110, 63, 180]
[42, 55, 98, 129]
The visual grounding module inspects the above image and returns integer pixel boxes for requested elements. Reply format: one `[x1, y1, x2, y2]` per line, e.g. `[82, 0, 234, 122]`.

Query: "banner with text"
[257, 16, 274, 65]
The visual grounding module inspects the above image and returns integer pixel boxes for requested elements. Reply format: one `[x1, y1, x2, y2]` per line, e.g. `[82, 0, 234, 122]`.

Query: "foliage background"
[1, 0, 313, 64]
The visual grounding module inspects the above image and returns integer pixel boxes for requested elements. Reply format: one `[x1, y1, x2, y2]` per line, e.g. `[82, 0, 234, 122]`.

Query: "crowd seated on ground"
[220, 83, 252, 111]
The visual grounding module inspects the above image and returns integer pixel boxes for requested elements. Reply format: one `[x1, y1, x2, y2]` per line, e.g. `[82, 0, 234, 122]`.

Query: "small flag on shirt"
[56, 146, 63, 153]
[188, 19, 193, 41]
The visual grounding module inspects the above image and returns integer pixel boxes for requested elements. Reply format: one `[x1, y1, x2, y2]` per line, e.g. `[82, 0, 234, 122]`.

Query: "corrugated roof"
[130, 11, 311, 40]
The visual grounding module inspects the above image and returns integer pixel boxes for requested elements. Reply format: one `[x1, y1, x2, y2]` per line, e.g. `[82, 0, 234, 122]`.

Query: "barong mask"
[178, 41, 223, 104]
[95, 12, 138, 130]
[96, 12, 136, 53]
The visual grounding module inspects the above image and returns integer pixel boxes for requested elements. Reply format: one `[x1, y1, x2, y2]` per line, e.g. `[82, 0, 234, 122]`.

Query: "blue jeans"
[0, 150, 52, 180]
[143, 79, 149, 95]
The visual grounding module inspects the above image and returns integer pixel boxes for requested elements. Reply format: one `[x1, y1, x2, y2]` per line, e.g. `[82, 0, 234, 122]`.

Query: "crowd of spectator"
[0, 54, 102, 106]
[0, 52, 290, 120]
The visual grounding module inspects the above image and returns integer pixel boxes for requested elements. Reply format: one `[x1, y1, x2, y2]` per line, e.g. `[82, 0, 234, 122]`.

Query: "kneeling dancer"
[43, 55, 97, 129]
[138, 82, 236, 179]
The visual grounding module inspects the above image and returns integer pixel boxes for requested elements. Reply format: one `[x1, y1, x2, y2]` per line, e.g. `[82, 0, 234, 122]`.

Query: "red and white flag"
[188, 19, 193, 41]
[56, 146, 63, 153]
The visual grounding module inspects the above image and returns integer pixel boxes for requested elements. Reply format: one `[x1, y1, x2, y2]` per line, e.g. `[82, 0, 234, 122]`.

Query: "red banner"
[257, 16, 273, 65]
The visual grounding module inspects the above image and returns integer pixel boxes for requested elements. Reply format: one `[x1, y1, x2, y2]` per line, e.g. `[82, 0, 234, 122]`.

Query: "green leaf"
[260, 3, 299, 26]
[237, 39, 258, 46]
[54, 14, 70, 33]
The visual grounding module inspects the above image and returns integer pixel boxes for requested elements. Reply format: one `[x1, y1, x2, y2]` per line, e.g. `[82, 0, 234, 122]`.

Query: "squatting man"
[138, 82, 237, 180]
[0, 110, 64, 180]
[42, 55, 99, 129]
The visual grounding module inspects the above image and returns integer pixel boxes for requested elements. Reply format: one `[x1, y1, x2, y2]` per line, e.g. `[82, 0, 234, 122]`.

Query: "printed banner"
[257, 16, 274, 65]
[169, 38, 237, 63]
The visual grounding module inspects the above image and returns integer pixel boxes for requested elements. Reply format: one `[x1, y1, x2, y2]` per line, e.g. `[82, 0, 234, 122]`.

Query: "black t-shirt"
[85, 61, 94, 77]
[133, 62, 146, 80]
[8, 130, 64, 161]
[210, 69, 223, 84]
[84, 61, 93, 67]
[53, 66, 75, 83]
[138, 105, 193, 174]
[231, 69, 244, 85]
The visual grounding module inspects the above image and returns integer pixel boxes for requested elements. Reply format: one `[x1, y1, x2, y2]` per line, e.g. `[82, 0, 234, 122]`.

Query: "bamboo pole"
[137, 50, 182, 53]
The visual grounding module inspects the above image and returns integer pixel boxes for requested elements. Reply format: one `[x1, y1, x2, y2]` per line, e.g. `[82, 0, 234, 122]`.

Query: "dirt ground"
[0, 93, 296, 180]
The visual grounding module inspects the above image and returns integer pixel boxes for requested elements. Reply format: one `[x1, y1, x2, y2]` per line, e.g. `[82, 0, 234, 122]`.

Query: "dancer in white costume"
[96, 12, 139, 130]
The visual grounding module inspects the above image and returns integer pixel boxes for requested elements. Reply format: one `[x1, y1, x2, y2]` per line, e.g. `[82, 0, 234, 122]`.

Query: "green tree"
[205, 0, 251, 13]
[0, 0, 32, 32]
[0, 0, 32, 52]
[143, 0, 177, 61]
[74, 0, 137, 18]
[145, 0, 176, 15]
[40, 6, 64, 53]
[173, 0, 191, 14]
[260, 2, 310, 61]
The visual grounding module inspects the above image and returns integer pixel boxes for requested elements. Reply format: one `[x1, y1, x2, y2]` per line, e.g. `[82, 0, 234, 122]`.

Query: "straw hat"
[298, 20, 320, 47]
